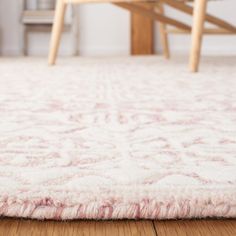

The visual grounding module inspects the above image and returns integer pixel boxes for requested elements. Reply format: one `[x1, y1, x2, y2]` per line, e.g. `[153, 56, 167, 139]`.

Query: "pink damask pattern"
[0, 57, 236, 220]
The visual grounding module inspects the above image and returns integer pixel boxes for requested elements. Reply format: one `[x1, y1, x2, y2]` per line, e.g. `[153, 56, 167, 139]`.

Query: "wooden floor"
[0, 218, 235, 236]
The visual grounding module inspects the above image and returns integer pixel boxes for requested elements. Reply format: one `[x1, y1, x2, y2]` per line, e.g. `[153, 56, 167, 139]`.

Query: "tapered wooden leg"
[156, 3, 170, 59]
[189, 0, 207, 72]
[48, 0, 67, 65]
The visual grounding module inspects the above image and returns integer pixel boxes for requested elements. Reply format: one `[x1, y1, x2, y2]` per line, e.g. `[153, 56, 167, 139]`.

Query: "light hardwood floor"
[0, 218, 235, 236]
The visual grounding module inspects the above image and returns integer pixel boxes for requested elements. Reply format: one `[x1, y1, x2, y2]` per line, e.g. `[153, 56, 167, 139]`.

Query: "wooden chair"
[160, 0, 236, 72]
[48, 0, 173, 65]
[48, 0, 236, 72]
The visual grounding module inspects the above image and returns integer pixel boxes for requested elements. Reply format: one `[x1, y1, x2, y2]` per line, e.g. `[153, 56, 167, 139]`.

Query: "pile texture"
[0, 56, 236, 220]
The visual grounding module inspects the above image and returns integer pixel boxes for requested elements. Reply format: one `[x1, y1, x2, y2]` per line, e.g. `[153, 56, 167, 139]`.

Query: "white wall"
[0, 0, 235, 56]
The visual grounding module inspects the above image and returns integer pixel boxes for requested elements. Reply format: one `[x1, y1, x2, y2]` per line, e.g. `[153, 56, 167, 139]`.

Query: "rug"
[0, 56, 236, 220]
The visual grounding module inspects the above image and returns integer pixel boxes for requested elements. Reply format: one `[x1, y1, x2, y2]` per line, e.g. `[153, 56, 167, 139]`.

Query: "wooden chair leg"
[189, 0, 207, 72]
[156, 3, 170, 59]
[48, 0, 67, 65]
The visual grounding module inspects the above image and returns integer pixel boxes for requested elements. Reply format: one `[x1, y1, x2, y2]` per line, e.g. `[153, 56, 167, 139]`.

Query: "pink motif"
[0, 57, 236, 220]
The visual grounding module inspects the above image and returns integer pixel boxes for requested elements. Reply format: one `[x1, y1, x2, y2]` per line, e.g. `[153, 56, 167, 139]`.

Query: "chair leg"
[189, 0, 207, 72]
[156, 3, 170, 59]
[48, 0, 67, 65]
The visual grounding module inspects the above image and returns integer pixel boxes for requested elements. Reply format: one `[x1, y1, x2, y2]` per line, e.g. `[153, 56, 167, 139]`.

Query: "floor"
[0, 218, 235, 236]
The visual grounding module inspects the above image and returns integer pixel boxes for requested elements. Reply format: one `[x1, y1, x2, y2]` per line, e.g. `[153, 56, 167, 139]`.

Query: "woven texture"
[0, 56, 236, 220]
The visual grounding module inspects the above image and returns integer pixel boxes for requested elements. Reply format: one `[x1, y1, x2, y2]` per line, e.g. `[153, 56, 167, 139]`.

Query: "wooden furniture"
[131, 3, 154, 55]
[47, 1, 169, 64]
[48, 0, 236, 72]
[131, 2, 169, 57]
[21, 0, 78, 55]
[160, 0, 236, 72]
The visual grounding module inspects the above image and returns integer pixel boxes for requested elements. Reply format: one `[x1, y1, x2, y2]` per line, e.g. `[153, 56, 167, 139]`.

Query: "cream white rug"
[0, 56, 236, 220]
